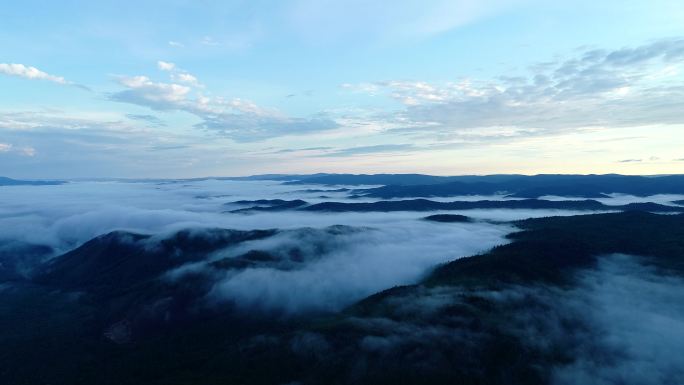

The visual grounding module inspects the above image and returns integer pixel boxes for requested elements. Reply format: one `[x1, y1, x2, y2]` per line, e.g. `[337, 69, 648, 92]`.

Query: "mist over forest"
[1, 174, 683, 384]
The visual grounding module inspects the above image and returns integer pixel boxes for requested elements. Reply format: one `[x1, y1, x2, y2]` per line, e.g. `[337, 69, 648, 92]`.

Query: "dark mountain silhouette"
[227, 199, 308, 213]
[282, 173, 524, 186]
[221, 198, 684, 214]
[208, 172, 684, 198]
[426, 211, 684, 287]
[355, 174, 684, 198]
[302, 198, 683, 213]
[423, 214, 473, 223]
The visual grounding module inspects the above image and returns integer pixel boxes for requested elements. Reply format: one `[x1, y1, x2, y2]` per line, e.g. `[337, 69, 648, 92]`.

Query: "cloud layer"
[110, 63, 338, 141]
[0, 179, 517, 314]
[0, 63, 68, 84]
[344, 39, 684, 142]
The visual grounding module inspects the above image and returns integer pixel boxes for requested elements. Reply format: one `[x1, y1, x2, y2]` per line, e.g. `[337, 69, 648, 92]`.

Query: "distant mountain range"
[347, 174, 684, 199]
[0, 176, 64, 186]
[5, 173, 684, 200]
[220, 173, 684, 198]
[228, 197, 684, 213]
[282, 173, 524, 186]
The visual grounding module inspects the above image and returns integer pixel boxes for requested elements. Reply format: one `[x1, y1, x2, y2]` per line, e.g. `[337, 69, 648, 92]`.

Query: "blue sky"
[1, 0, 684, 178]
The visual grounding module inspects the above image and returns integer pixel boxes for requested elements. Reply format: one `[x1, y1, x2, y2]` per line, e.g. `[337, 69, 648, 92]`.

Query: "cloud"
[0, 110, 130, 131]
[156, 61, 202, 87]
[3, 177, 654, 316]
[204, 219, 509, 314]
[270, 146, 333, 154]
[195, 113, 338, 142]
[3, 177, 679, 320]
[168, 41, 184, 48]
[110, 65, 338, 141]
[343, 39, 684, 141]
[0, 63, 89, 90]
[0, 110, 237, 177]
[617, 156, 663, 163]
[0, 63, 68, 84]
[171, 72, 200, 87]
[341, 82, 381, 95]
[521, 255, 684, 385]
[149, 144, 190, 151]
[321, 144, 416, 157]
[0, 178, 518, 314]
[111, 75, 191, 109]
[125, 114, 167, 127]
[0, 141, 36, 157]
[20, 147, 36, 157]
[157, 61, 176, 71]
[356, 254, 684, 385]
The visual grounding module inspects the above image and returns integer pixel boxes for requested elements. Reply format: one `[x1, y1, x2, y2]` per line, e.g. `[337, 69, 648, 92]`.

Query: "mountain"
[355, 174, 684, 198]
[2, 212, 684, 384]
[276, 212, 684, 385]
[36, 228, 276, 294]
[219, 197, 684, 214]
[302, 198, 683, 213]
[427, 211, 684, 286]
[0, 240, 53, 282]
[0, 176, 64, 186]
[283, 173, 525, 186]
[423, 214, 473, 223]
[226, 199, 309, 213]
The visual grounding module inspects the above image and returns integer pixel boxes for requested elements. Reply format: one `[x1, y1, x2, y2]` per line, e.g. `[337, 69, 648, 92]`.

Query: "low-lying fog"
[1, 179, 649, 253]
[1, 179, 680, 313]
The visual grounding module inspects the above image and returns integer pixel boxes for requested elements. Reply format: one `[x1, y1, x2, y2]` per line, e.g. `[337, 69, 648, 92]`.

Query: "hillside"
[2, 211, 683, 384]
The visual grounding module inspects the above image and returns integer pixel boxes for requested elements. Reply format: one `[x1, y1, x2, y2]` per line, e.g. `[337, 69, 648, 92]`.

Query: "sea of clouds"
[1, 179, 682, 314]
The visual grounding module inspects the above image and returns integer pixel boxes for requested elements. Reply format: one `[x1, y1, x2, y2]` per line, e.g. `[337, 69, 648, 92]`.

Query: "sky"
[1, 0, 684, 178]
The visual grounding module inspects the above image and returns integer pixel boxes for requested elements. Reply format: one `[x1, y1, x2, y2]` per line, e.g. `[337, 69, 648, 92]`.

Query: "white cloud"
[0, 109, 251, 178]
[342, 39, 684, 141]
[157, 61, 202, 87]
[110, 65, 338, 141]
[157, 61, 176, 71]
[381, 80, 453, 105]
[114, 75, 191, 109]
[0, 63, 68, 84]
[171, 72, 201, 87]
[168, 41, 184, 48]
[0, 141, 36, 157]
[21, 147, 36, 157]
[341, 82, 381, 95]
